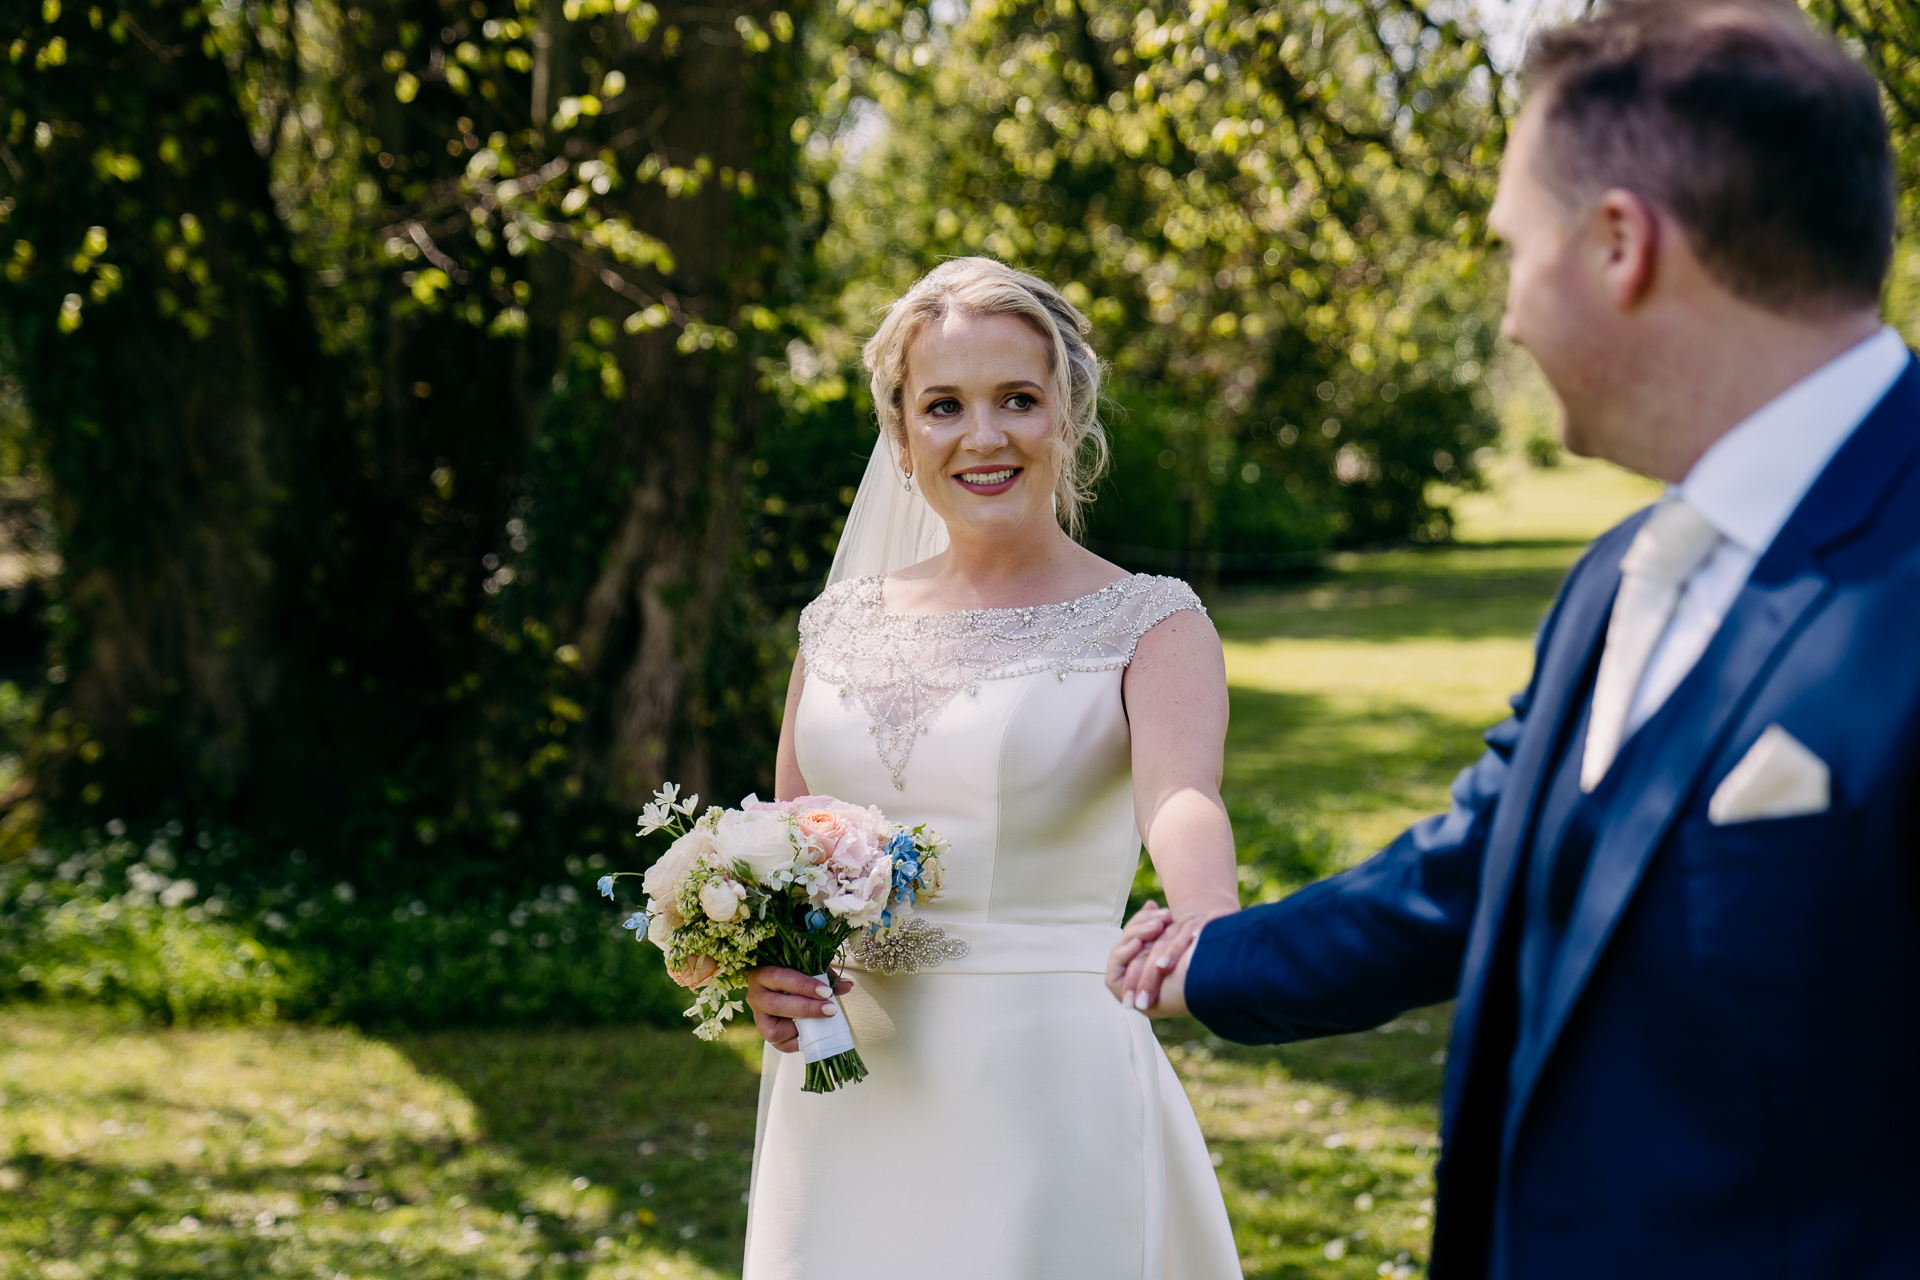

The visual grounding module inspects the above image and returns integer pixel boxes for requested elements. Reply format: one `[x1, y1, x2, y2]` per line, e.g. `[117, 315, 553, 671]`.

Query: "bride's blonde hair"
[862, 257, 1109, 538]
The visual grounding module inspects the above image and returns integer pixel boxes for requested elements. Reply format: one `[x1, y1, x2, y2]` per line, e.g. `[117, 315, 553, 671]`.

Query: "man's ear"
[1594, 187, 1660, 311]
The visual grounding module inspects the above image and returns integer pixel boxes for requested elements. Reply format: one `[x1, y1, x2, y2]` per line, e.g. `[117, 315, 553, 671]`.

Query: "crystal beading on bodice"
[797, 574, 1206, 788]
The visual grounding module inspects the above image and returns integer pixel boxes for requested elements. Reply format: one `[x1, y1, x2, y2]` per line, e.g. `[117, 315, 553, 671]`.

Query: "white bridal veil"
[824, 436, 950, 586]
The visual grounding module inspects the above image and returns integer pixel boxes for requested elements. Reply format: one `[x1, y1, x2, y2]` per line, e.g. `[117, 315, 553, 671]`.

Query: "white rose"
[699, 879, 745, 923]
[714, 807, 800, 883]
[642, 825, 715, 903]
[646, 909, 677, 949]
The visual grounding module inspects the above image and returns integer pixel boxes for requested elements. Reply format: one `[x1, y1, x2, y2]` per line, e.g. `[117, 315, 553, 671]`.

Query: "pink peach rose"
[668, 953, 720, 988]
[795, 808, 849, 864]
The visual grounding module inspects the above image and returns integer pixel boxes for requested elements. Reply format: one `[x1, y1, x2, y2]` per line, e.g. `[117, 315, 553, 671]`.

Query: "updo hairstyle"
[861, 257, 1108, 538]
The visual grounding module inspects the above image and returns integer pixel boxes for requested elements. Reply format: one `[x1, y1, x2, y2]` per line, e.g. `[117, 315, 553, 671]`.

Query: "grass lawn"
[0, 444, 1661, 1278]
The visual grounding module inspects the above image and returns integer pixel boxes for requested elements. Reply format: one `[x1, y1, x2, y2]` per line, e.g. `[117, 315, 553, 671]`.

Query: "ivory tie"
[1580, 499, 1723, 791]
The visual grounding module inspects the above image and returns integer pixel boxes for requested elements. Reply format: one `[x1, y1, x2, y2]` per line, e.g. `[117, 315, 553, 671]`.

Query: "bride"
[740, 257, 1243, 1279]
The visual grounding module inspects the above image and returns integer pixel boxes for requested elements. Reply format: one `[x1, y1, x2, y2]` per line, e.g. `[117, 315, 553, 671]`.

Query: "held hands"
[745, 966, 855, 1054]
[1107, 901, 1221, 1017]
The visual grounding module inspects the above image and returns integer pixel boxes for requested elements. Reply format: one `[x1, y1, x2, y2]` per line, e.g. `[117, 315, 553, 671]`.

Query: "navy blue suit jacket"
[1188, 358, 1920, 1278]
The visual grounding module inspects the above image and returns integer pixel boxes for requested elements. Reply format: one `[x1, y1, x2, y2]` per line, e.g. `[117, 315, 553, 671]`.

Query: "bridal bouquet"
[600, 784, 963, 1093]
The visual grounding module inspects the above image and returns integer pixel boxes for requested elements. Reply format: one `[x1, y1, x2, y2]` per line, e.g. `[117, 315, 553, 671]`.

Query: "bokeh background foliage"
[2, 0, 1912, 1027]
[0, 0, 1518, 1021]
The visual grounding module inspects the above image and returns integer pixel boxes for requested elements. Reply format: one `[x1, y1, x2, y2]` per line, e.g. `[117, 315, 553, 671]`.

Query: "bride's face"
[898, 309, 1060, 541]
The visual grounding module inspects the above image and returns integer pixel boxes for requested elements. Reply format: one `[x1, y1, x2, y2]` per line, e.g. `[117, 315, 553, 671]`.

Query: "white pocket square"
[1707, 723, 1830, 826]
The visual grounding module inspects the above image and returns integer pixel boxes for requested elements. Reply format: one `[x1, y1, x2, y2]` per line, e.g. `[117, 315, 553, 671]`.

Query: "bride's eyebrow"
[916, 379, 1045, 398]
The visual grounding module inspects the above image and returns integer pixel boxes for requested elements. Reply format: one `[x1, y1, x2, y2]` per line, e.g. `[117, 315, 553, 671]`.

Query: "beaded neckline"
[869, 575, 1138, 623]
[799, 572, 1205, 788]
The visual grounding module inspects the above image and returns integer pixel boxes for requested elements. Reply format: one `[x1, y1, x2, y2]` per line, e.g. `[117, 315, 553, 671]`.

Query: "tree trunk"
[0, 4, 324, 811]
[576, 1, 805, 809]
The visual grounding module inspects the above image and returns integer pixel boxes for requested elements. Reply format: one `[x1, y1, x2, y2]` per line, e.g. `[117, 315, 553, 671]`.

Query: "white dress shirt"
[1621, 326, 1911, 737]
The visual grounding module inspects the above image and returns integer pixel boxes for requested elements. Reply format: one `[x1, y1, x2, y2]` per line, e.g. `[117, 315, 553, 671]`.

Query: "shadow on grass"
[1156, 1002, 1454, 1112]
[394, 1024, 763, 1275]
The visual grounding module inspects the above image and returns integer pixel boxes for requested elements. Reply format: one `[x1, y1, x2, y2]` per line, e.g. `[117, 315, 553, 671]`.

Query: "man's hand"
[1107, 901, 1222, 1016]
[745, 966, 853, 1053]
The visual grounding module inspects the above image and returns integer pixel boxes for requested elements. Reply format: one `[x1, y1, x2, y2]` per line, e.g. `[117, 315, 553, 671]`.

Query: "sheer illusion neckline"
[870, 573, 1141, 621]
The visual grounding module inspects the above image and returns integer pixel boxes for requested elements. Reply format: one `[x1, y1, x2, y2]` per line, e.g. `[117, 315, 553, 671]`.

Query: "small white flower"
[675, 793, 700, 816]
[654, 782, 681, 806]
[637, 801, 672, 835]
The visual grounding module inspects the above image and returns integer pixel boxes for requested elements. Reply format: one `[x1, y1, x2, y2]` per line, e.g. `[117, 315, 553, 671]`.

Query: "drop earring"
[901, 468, 915, 494]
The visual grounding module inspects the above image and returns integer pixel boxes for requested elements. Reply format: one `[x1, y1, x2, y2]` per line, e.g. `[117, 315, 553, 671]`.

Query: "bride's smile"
[952, 465, 1020, 492]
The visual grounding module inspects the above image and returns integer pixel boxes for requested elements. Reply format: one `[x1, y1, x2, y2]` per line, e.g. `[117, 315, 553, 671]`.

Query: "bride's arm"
[774, 652, 810, 801]
[1113, 611, 1240, 1010]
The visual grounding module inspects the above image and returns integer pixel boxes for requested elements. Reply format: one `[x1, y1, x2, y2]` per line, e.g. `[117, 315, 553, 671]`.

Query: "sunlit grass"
[0, 1009, 760, 1278]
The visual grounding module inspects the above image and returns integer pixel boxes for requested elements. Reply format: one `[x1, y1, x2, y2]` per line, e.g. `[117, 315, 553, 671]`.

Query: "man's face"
[1488, 106, 1610, 456]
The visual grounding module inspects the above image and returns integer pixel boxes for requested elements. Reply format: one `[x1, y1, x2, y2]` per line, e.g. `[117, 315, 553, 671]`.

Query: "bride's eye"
[1005, 393, 1036, 410]
[926, 397, 961, 416]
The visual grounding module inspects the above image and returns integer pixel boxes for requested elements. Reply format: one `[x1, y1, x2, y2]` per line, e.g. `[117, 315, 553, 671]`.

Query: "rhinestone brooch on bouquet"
[844, 918, 971, 976]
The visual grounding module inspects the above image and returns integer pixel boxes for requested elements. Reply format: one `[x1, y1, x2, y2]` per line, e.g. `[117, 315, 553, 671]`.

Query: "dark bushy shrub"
[0, 824, 684, 1030]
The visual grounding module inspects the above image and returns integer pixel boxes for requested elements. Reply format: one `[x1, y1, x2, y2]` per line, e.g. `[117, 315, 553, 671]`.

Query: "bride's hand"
[1107, 902, 1176, 1007]
[1108, 901, 1222, 1015]
[745, 966, 854, 1054]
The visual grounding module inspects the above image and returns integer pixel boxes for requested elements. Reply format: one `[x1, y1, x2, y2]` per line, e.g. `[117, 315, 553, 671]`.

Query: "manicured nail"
[1134, 990, 1152, 1011]
[820, 1001, 838, 1017]
[814, 984, 832, 998]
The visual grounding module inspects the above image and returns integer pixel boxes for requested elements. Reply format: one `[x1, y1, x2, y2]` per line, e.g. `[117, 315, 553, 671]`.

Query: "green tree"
[790, 0, 1508, 582]
[0, 0, 816, 883]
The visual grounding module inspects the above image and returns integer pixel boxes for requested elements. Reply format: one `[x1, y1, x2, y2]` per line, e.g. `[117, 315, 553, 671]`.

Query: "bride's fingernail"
[1133, 990, 1152, 1011]
[814, 984, 832, 998]
[820, 1001, 839, 1017]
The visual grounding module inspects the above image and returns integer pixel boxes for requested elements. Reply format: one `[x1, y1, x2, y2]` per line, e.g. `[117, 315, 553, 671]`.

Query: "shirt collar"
[1678, 325, 1910, 555]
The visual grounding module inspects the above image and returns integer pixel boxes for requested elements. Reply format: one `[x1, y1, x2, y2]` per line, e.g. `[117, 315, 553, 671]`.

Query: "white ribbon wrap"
[795, 973, 859, 1063]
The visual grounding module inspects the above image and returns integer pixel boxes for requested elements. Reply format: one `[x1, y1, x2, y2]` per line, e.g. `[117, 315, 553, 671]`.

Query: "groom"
[1113, 0, 1920, 1275]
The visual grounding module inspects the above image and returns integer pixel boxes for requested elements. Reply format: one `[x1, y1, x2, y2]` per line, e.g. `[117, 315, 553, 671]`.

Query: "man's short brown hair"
[1523, 0, 1893, 314]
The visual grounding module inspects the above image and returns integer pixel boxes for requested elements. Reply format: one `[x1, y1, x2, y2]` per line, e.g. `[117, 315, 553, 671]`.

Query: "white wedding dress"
[743, 573, 1242, 1280]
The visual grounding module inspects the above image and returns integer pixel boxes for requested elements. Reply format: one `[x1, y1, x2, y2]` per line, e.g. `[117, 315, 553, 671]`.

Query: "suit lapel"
[1442, 516, 1641, 1115]
[1506, 354, 1920, 1121]
[1506, 570, 1830, 1117]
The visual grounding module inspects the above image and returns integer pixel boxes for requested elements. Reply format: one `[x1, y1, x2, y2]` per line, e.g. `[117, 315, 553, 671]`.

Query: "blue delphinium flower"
[891, 854, 921, 905]
[622, 910, 647, 933]
[806, 908, 829, 931]
[598, 875, 616, 899]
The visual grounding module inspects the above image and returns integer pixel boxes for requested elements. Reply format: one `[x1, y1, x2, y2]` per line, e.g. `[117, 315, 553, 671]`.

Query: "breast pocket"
[1671, 806, 1867, 982]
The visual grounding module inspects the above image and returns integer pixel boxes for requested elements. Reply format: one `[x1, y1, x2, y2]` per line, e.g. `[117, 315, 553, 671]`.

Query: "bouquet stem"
[794, 971, 868, 1094]
[802, 1048, 869, 1093]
